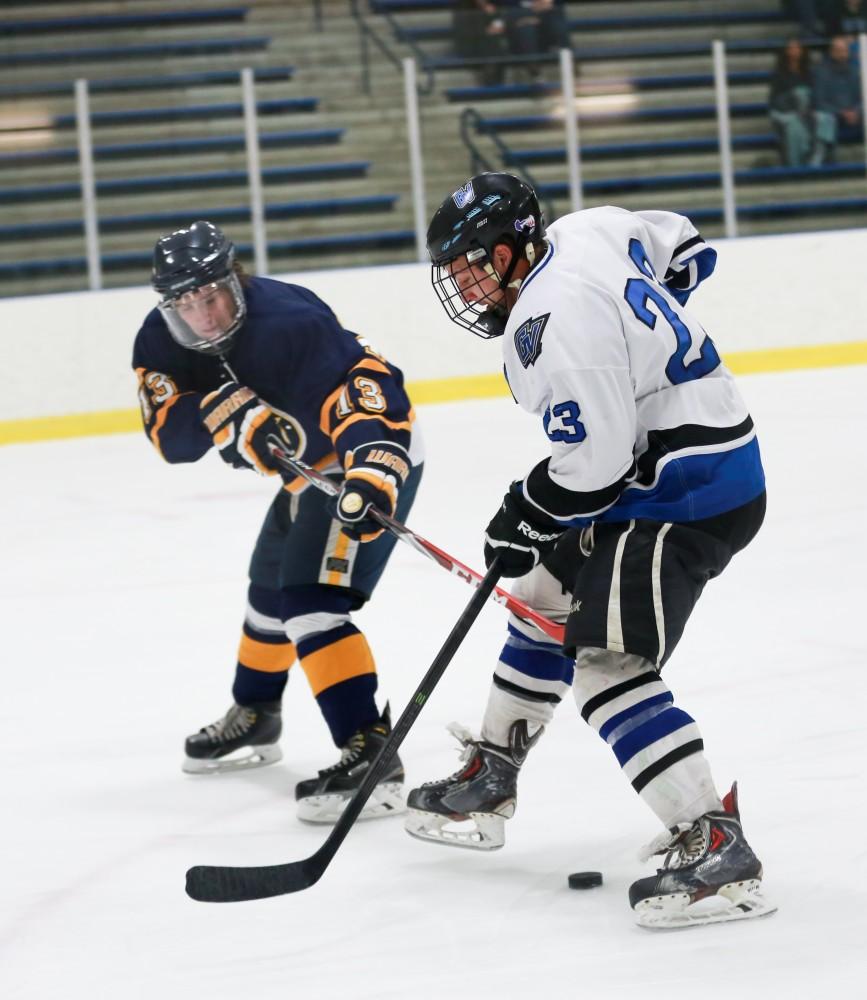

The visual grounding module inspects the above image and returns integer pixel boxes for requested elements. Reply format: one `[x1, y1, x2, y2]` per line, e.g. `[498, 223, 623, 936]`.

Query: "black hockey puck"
[568, 871, 603, 890]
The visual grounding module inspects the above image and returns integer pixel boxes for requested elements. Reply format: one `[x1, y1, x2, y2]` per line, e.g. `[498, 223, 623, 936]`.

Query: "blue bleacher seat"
[3, 37, 270, 67]
[3, 7, 248, 35]
[370, 0, 749, 9]
[0, 196, 399, 242]
[678, 197, 867, 225]
[445, 71, 771, 104]
[30, 99, 321, 133]
[0, 129, 345, 169]
[425, 37, 788, 72]
[536, 161, 867, 199]
[0, 67, 295, 101]
[505, 134, 778, 166]
[0, 162, 372, 204]
[0, 230, 416, 279]
[397, 9, 785, 43]
[478, 103, 767, 134]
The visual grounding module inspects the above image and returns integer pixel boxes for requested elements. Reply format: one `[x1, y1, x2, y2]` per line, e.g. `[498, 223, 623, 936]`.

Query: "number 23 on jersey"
[624, 238, 721, 386]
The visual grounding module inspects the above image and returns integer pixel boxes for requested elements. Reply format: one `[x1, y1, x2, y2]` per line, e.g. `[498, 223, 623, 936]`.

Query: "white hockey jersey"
[503, 206, 765, 525]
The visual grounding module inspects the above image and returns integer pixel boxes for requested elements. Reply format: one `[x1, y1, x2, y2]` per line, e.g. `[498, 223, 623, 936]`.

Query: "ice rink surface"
[2, 365, 866, 999]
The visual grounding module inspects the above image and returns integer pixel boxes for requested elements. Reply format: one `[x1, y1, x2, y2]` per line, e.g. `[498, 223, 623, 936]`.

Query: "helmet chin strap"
[487, 239, 538, 293]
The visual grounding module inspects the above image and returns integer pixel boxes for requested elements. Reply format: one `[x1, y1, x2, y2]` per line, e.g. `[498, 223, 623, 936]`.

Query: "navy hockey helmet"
[152, 220, 247, 356]
[427, 172, 545, 339]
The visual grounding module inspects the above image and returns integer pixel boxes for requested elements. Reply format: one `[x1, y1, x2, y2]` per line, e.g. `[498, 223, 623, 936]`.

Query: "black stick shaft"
[185, 557, 503, 902]
[313, 554, 503, 866]
[266, 442, 564, 642]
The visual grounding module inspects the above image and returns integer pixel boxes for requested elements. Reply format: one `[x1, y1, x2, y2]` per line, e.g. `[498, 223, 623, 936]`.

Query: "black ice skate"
[630, 782, 777, 929]
[182, 701, 282, 774]
[295, 705, 405, 823]
[404, 719, 543, 851]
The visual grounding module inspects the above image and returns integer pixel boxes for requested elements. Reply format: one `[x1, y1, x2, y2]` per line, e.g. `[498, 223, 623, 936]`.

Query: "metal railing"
[459, 107, 556, 226]
[6, 33, 867, 295]
[350, 0, 433, 96]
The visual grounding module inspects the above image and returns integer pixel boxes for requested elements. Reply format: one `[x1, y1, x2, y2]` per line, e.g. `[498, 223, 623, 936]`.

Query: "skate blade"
[182, 744, 282, 775]
[404, 808, 505, 851]
[635, 879, 778, 930]
[296, 782, 405, 824]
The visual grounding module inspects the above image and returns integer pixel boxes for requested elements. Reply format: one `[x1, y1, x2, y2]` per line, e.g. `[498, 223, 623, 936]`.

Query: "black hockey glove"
[333, 441, 411, 542]
[484, 484, 563, 578]
[199, 381, 281, 475]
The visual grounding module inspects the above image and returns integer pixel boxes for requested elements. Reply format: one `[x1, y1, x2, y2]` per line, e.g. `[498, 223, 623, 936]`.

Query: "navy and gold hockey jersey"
[132, 276, 421, 487]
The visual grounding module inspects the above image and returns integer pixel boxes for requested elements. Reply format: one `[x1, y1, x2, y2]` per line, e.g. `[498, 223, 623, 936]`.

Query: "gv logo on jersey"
[514, 313, 550, 368]
[452, 181, 476, 210]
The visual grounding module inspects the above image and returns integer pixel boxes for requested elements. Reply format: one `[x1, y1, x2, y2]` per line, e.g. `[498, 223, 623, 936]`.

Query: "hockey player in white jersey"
[404, 172, 776, 929]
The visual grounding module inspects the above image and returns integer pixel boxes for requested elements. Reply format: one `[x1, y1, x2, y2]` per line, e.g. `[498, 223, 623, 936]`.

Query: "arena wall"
[2, 226, 866, 444]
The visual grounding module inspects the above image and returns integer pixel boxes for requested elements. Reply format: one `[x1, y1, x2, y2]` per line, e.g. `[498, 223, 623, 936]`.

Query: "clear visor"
[158, 272, 246, 356]
[430, 251, 507, 339]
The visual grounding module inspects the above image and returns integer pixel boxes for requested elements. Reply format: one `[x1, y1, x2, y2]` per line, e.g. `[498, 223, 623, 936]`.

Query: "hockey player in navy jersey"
[132, 221, 423, 823]
[404, 173, 775, 928]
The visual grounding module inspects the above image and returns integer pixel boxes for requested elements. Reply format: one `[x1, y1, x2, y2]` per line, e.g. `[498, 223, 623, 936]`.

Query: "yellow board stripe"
[3, 340, 867, 447]
[0, 407, 142, 445]
[724, 340, 867, 375]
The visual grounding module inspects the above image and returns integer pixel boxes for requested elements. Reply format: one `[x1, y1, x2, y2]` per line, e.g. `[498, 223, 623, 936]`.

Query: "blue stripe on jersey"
[516, 240, 554, 301]
[599, 690, 674, 743]
[611, 706, 694, 767]
[665, 247, 717, 306]
[597, 435, 765, 525]
[500, 634, 575, 684]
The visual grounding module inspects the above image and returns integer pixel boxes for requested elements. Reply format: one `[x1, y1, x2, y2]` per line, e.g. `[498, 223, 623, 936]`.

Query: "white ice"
[2, 366, 866, 999]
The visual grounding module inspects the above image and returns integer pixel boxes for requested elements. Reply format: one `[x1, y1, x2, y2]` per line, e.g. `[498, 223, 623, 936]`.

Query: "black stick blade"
[185, 857, 323, 903]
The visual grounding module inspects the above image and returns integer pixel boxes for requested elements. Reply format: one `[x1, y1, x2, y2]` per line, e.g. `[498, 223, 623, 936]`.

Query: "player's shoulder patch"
[514, 313, 550, 369]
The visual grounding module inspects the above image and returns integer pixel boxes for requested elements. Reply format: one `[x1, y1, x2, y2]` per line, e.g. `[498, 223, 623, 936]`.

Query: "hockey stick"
[185, 557, 504, 903]
[266, 440, 565, 644]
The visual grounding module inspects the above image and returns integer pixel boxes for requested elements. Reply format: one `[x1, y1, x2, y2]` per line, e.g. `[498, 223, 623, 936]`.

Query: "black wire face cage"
[430, 252, 507, 340]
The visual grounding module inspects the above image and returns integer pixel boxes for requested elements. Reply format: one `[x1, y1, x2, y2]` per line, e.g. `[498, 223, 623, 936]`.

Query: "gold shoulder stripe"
[149, 392, 196, 459]
[350, 358, 393, 377]
[330, 411, 413, 445]
[319, 382, 346, 435]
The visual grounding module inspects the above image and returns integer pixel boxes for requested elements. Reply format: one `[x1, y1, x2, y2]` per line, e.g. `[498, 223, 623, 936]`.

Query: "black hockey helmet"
[151, 220, 246, 356]
[427, 172, 546, 338]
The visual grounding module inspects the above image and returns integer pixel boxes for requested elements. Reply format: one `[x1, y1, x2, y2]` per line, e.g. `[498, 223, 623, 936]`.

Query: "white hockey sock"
[481, 682, 551, 747]
[573, 647, 722, 829]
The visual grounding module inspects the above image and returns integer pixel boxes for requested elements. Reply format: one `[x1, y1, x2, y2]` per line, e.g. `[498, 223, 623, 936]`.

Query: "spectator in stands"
[811, 34, 863, 164]
[826, 0, 867, 37]
[782, 1, 827, 39]
[453, 1, 508, 86]
[769, 39, 815, 165]
[501, 0, 572, 78]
